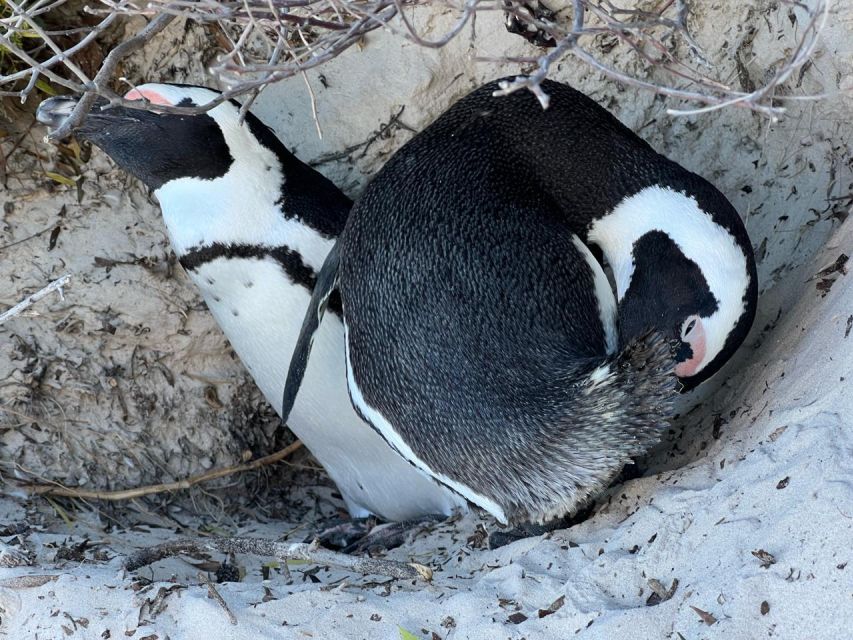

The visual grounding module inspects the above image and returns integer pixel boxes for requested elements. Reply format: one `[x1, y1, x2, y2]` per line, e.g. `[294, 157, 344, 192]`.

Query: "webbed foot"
[312, 514, 445, 554]
[488, 504, 595, 549]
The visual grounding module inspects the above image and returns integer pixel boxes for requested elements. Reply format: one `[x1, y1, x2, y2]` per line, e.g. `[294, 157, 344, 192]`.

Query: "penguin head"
[36, 84, 284, 191]
[589, 184, 757, 391]
[39, 84, 349, 257]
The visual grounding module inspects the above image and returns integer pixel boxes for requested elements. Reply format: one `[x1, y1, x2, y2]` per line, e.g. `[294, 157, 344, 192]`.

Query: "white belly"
[190, 257, 466, 520]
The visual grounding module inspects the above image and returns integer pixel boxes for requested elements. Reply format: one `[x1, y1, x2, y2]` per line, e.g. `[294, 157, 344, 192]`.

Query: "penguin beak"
[36, 96, 80, 131]
[666, 337, 700, 394]
[37, 95, 126, 140]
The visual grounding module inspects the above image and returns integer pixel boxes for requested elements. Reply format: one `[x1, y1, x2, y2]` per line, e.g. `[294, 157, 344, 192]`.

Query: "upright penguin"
[283, 78, 758, 525]
[37, 85, 466, 521]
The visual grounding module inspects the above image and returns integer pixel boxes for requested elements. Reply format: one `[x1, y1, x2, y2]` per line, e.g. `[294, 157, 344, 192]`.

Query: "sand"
[1, 1, 851, 638]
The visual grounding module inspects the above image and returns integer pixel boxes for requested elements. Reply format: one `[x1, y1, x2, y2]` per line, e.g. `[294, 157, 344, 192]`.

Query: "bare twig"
[125, 537, 434, 581]
[0, 574, 60, 588]
[301, 70, 322, 139]
[47, 13, 177, 140]
[0, 273, 71, 326]
[0, 0, 838, 134]
[198, 571, 238, 624]
[22, 439, 303, 500]
[492, 0, 586, 108]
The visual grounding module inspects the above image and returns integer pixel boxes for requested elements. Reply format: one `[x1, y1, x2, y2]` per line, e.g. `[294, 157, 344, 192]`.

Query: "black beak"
[36, 96, 80, 130]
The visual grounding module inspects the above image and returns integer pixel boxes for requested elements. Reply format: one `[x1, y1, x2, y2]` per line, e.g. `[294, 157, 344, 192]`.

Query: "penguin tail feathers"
[506, 331, 677, 525]
[579, 329, 678, 457]
[280, 241, 341, 426]
[602, 329, 677, 427]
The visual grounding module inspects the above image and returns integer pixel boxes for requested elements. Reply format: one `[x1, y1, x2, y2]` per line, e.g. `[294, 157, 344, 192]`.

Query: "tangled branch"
[21, 439, 304, 500]
[0, 0, 835, 132]
[124, 536, 434, 581]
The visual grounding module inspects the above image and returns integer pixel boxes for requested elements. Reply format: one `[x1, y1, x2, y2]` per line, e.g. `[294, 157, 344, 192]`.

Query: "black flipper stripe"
[179, 241, 342, 315]
[281, 241, 341, 426]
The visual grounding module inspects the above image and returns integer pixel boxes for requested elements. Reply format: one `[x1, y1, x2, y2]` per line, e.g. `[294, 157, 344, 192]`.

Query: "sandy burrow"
[0, 1, 851, 638]
[0, 216, 849, 639]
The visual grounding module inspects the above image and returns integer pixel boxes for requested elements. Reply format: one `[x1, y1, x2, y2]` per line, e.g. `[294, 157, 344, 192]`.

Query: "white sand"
[1, 241, 851, 638]
[1, 1, 851, 638]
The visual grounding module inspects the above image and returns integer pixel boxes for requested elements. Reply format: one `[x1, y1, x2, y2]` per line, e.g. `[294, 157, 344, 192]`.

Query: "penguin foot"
[614, 462, 645, 484]
[312, 515, 445, 554]
[488, 521, 552, 549]
[503, 0, 558, 48]
[488, 504, 596, 549]
[311, 517, 379, 550]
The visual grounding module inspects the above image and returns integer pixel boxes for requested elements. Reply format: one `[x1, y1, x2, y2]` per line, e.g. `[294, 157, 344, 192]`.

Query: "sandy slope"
[0, 219, 850, 639]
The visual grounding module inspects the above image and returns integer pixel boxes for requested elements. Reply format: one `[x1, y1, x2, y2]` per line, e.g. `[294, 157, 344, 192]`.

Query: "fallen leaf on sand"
[690, 606, 717, 625]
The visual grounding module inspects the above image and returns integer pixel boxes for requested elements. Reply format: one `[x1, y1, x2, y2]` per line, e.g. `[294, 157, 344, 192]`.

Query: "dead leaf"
[507, 612, 528, 624]
[646, 578, 679, 606]
[538, 594, 566, 618]
[690, 605, 717, 625]
[768, 425, 788, 442]
[466, 524, 487, 549]
[816, 253, 849, 277]
[45, 171, 76, 187]
[752, 549, 776, 568]
[48, 225, 61, 250]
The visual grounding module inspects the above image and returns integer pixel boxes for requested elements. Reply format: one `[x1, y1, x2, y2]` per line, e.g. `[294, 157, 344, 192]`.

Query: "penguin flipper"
[281, 241, 341, 424]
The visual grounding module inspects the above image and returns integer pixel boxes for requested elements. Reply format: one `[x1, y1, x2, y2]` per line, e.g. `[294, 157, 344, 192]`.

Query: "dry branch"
[0, 0, 836, 124]
[124, 536, 434, 581]
[0, 574, 60, 588]
[198, 571, 238, 624]
[22, 439, 303, 500]
[0, 273, 71, 326]
[47, 13, 177, 141]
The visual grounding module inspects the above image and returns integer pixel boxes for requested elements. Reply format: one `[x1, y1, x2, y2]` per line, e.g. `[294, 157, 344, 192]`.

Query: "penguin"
[36, 85, 467, 522]
[281, 78, 758, 525]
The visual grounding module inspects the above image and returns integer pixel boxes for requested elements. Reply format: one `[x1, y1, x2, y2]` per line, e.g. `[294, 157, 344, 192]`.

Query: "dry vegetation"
[0, 0, 834, 137]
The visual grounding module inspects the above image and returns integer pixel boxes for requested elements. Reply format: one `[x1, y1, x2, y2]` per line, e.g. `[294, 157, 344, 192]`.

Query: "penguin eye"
[681, 316, 699, 339]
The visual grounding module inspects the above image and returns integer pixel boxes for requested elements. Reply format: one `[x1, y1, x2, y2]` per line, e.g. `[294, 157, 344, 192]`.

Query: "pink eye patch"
[124, 88, 173, 106]
[674, 320, 707, 378]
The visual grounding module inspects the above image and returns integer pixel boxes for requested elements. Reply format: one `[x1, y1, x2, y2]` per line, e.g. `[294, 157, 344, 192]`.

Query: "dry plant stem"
[0, 273, 70, 326]
[198, 571, 238, 624]
[5, 0, 91, 83]
[0, 10, 121, 92]
[494, 0, 829, 116]
[0, 575, 60, 589]
[3, 0, 828, 124]
[48, 13, 177, 141]
[23, 440, 304, 500]
[492, 0, 585, 108]
[665, 0, 831, 117]
[53, 2, 400, 120]
[125, 537, 434, 581]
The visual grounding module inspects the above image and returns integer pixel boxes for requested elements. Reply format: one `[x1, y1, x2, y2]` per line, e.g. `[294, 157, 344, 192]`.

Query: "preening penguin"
[283, 78, 758, 525]
[36, 86, 466, 522]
